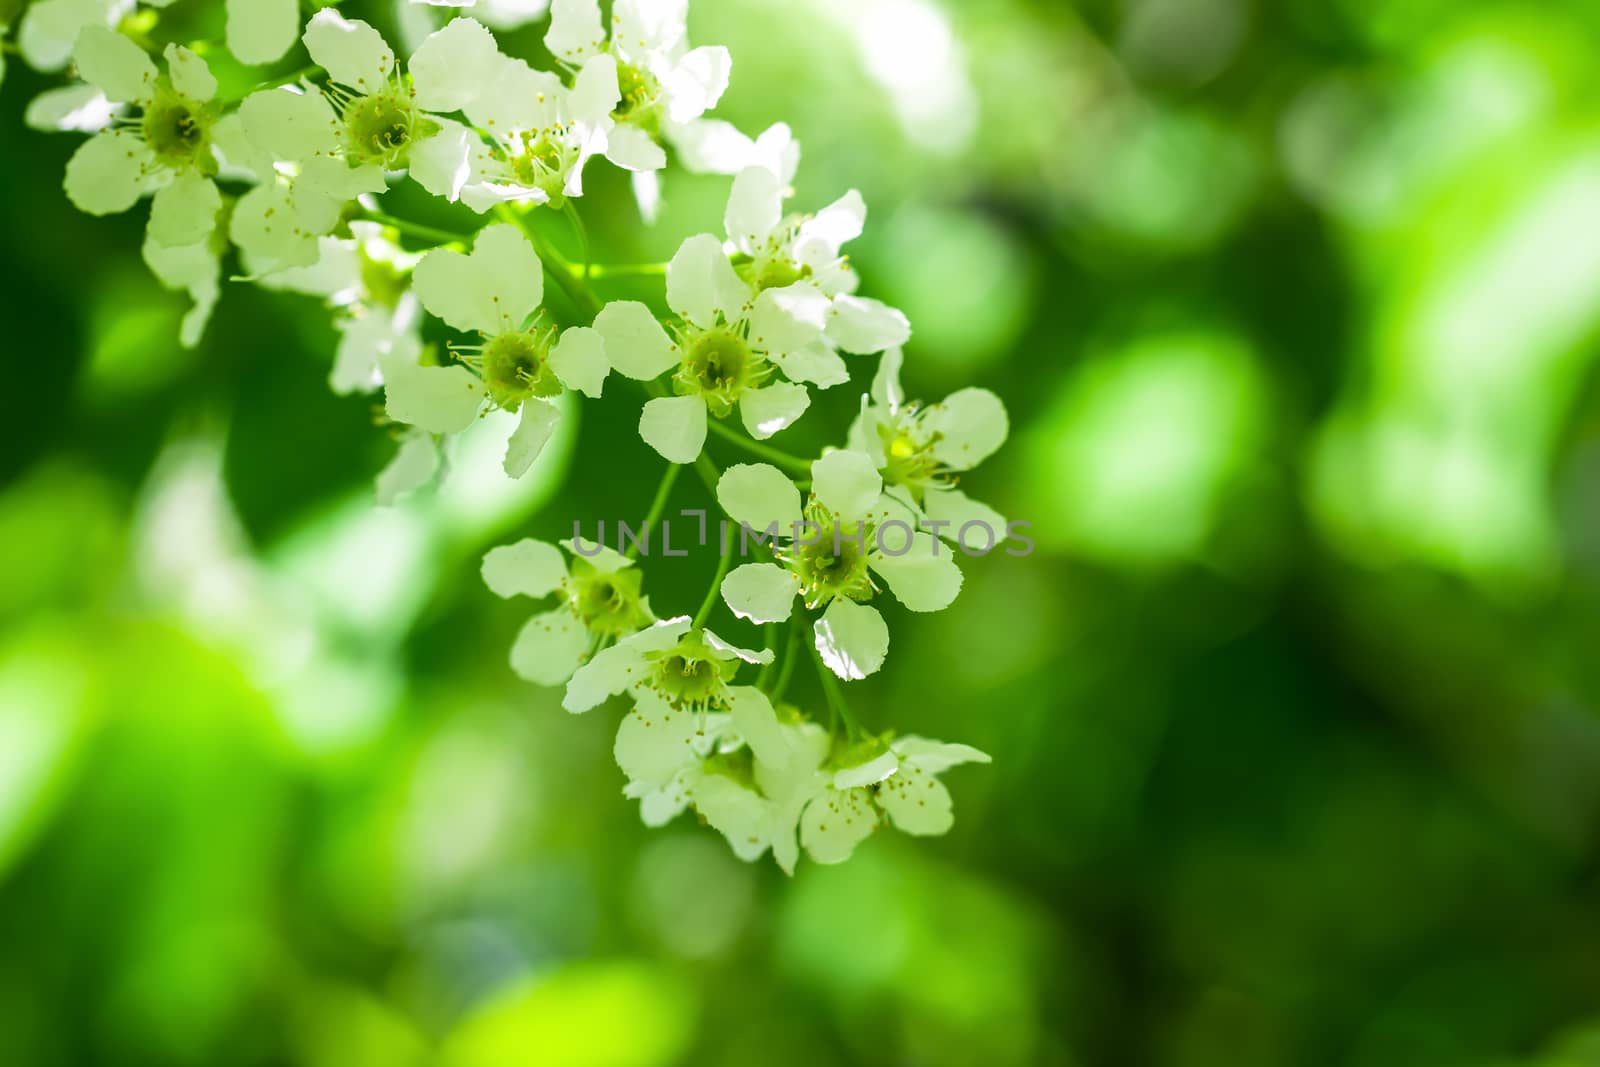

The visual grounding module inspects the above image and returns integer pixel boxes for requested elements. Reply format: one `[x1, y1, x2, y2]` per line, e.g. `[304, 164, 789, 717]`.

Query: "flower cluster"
[17, 0, 1009, 872]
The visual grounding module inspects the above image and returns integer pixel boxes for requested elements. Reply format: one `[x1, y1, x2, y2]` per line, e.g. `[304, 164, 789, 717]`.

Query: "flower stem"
[767, 617, 803, 701]
[627, 463, 681, 561]
[704, 418, 813, 475]
[494, 204, 600, 319]
[588, 262, 669, 278]
[362, 211, 470, 247]
[808, 628, 863, 739]
[563, 200, 591, 280]
[692, 526, 736, 629]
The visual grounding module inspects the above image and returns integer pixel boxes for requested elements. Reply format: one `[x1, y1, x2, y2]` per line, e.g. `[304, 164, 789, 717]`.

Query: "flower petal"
[870, 346, 905, 409]
[769, 340, 849, 388]
[638, 395, 707, 465]
[63, 130, 154, 216]
[667, 232, 749, 328]
[570, 52, 621, 127]
[379, 349, 486, 434]
[717, 463, 803, 533]
[826, 294, 910, 355]
[603, 123, 667, 172]
[227, 0, 299, 66]
[876, 762, 954, 836]
[738, 381, 810, 440]
[25, 85, 115, 133]
[409, 17, 502, 113]
[505, 401, 562, 478]
[750, 283, 828, 358]
[813, 599, 888, 680]
[239, 87, 340, 162]
[892, 736, 991, 772]
[163, 44, 217, 101]
[564, 617, 692, 712]
[482, 538, 568, 599]
[545, 0, 603, 63]
[148, 171, 220, 247]
[74, 26, 156, 103]
[834, 751, 898, 789]
[594, 300, 680, 380]
[615, 689, 701, 789]
[413, 222, 542, 335]
[693, 774, 770, 862]
[922, 487, 1007, 552]
[800, 786, 878, 864]
[663, 45, 731, 124]
[510, 606, 588, 685]
[723, 685, 790, 769]
[548, 326, 608, 399]
[720, 562, 799, 625]
[799, 189, 866, 252]
[925, 388, 1008, 470]
[303, 10, 395, 91]
[869, 531, 963, 613]
[375, 432, 438, 505]
[408, 118, 475, 201]
[811, 449, 883, 521]
[724, 165, 782, 253]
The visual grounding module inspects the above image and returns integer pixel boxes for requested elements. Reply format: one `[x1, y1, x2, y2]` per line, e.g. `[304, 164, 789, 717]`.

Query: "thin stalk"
[755, 621, 779, 688]
[363, 211, 470, 247]
[589, 262, 668, 278]
[808, 625, 864, 739]
[769, 616, 803, 702]
[705, 418, 813, 475]
[627, 463, 681, 561]
[563, 200, 591, 280]
[494, 204, 599, 319]
[692, 526, 736, 629]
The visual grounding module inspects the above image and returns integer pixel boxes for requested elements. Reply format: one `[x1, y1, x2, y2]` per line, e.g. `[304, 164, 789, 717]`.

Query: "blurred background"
[6, 0, 1600, 1063]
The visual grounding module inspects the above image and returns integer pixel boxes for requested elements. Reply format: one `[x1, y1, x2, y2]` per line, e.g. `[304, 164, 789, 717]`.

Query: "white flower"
[671, 119, 800, 181]
[563, 616, 772, 714]
[482, 537, 656, 686]
[722, 163, 911, 359]
[848, 347, 1011, 552]
[375, 429, 439, 506]
[593, 233, 836, 464]
[14, 0, 130, 74]
[236, 10, 488, 234]
[385, 223, 610, 476]
[453, 49, 622, 213]
[221, 0, 300, 66]
[715, 454, 964, 679]
[141, 227, 221, 348]
[63, 29, 223, 247]
[797, 736, 990, 864]
[544, 0, 731, 173]
[257, 221, 425, 395]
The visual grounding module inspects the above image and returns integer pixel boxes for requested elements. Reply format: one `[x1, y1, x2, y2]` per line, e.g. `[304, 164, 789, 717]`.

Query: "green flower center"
[878, 417, 944, 502]
[613, 61, 661, 131]
[752, 256, 809, 292]
[142, 90, 211, 169]
[569, 565, 649, 637]
[782, 509, 876, 608]
[344, 92, 417, 167]
[479, 331, 561, 410]
[673, 328, 764, 418]
[510, 133, 572, 202]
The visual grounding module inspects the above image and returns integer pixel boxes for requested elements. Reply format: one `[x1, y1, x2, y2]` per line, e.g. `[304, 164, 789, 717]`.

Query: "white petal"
[594, 300, 680, 380]
[163, 44, 217, 101]
[379, 349, 485, 434]
[662, 45, 731, 124]
[923, 488, 1007, 553]
[813, 599, 888, 680]
[616, 0, 687, 56]
[667, 232, 749, 329]
[750, 284, 828, 358]
[413, 222, 542, 335]
[925, 388, 1009, 470]
[701, 629, 774, 666]
[329, 309, 394, 394]
[505, 401, 562, 478]
[892, 736, 991, 773]
[876, 762, 954, 836]
[303, 10, 396, 90]
[227, 0, 299, 66]
[666, 118, 754, 175]
[408, 119, 474, 201]
[799, 189, 866, 252]
[603, 123, 667, 172]
[738, 381, 810, 440]
[482, 539, 567, 599]
[723, 685, 791, 769]
[638, 395, 707, 464]
[564, 617, 691, 712]
[693, 774, 770, 862]
[293, 157, 387, 232]
[561, 539, 634, 575]
[19, 0, 126, 72]
[826, 295, 911, 355]
[870, 532, 962, 613]
[811, 450, 882, 521]
[409, 17, 501, 113]
[770, 340, 849, 389]
[570, 52, 621, 126]
[631, 770, 695, 827]
[148, 172, 220, 247]
[74, 26, 156, 103]
[25, 85, 115, 133]
[463, 55, 560, 131]
[549, 326, 608, 398]
[717, 463, 802, 533]
[375, 432, 439, 505]
[720, 563, 799, 624]
[800, 786, 878, 864]
[231, 182, 320, 272]
[724, 166, 781, 253]
[545, 0, 603, 63]
[510, 607, 588, 685]
[63, 130, 154, 215]
[834, 751, 898, 789]
[239, 87, 340, 162]
[870, 346, 905, 410]
[141, 231, 219, 348]
[847, 399, 889, 467]
[615, 690, 701, 788]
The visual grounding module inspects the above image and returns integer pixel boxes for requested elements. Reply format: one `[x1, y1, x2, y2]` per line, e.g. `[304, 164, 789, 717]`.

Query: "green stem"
[362, 212, 470, 247]
[768, 617, 802, 702]
[494, 204, 599, 319]
[563, 200, 591, 280]
[705, 418, 813, 475]
[755, 621, 779, 687]
[692, 526, 736, 629]
[239, 64, 320, 98]
[627, 463, 681, 561]
[589, 262, 669, 278]
[808, 624, 863, 740]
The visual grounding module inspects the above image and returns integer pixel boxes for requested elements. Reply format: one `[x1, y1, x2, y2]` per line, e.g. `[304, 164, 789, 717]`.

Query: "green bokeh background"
[6, 0, 1600, 1064]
